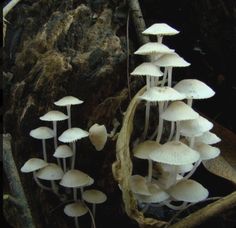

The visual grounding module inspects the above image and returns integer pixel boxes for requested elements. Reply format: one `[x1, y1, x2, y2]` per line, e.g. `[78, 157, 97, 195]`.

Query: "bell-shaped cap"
[21, 158, 48, 173]
[60, 169, 90, 188]
[30, 126, 54, 140]
[54, 96, 84, 106]
[82, 189, 107, 204]
[168, 179, 209, 203]
[53, 145, 73, 158]
[58, 128, 89, 143]
[143, 23, 179, 36]
[180, 116, 213, 137]
[154, 53, 190, 67]
[134, 42, 174, 55]
[89, 123, 107, 151]
[150, 141, 200, 165]
[131, 62, 163, 77]
[139, 86, 185, 102]
[174, 79, 215, 99]
[40, 110, 68, 121]
[133, 140, 161, 160]
[36, 163, 64, 180]
[161, 101, 199, 121]
[194, 142, 220, 160]
[129, 175, 151, 196]
[195, 131, 221, 145]
[64, 201, 88, 217]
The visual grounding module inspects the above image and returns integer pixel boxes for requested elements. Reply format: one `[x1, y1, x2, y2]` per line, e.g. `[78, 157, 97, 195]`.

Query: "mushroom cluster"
[128, 23, 221, 212]
[21, 96, 108, 228]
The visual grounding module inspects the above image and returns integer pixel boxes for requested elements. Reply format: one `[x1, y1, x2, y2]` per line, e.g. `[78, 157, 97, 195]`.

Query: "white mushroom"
[89, 124, 108, 151]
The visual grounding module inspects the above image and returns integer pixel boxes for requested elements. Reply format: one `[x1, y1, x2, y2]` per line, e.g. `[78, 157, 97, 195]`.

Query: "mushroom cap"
[21, 158, 48, 173]
[139, 86, 185, 102]
[36, 163, 64, 180]
[150, 141, 200, 165]
[129, 175, 151, 196]
[176, 163, 194, 173]
[173, 79, 215, 99]
[84, 176, 95, 187]
[54, 96, 84, 106]
[134, 42, 174, 55]
[154, 53, 190, 67]
[82, 189, 107, 204]
[161, 101, 199, 121]
[53, 145, 73, 158]
[168, 179, 209, 203]
[130, 62, 163, 77]
[133, 140, 161, 160]
[30, 126, 54, 140]
[179, 116, 214, 137]
[64, 201, 88, 217]
[195, 131, 221, 145]
[58, 128, 89, 143]
[194, 142, 220, 160]
[89, 123, 107, 151]
[40, 110, 68, 121]
[134, 183, 169, 203]
[142, 23, 179, 36]
[60, 169, 90, 188]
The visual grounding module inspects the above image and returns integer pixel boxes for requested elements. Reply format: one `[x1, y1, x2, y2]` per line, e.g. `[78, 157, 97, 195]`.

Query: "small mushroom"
[29, 127, 54, 161]
[89, 123, 108, 151]
[58, 128, 89, 169]
[54, 96, 84, 128]
[64, 201, 88, 228]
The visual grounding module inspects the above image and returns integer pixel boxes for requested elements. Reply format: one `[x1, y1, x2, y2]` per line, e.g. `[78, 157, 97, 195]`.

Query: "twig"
[169, 191, 236, 228]
[3, 134, 36, 228]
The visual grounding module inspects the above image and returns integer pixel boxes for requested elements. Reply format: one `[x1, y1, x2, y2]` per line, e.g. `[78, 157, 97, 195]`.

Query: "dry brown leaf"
[202, 156, 236, 184]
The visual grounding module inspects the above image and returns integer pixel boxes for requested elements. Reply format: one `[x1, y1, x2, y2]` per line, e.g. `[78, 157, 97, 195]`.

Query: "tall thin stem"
[33, 172, 51, 191]
[168, 121, 175, 141]
[143, 102, 150, 139]
[187, 98, 193, 107]
[146, 76, 151, 90]
[161, 67, 168, 87]
[175, 121, 181, 141]
[183, 160, 201, 180]
[92, 204, 96, 218]
[74, 217, 79, 228]
[67, 105, 71, 128]
[53, 121, 61, 166]
[156, 102, 164, 142]
[42, 139, 47, 161]
[189, 137, 195, 148]
[157, 35, 163, 43]
[167, 67, 173, 87]
[73, 188, 77, 201]
[71, 142, 76, 169]
[147, 159, 152, 182]
[63, 158, 67, 172]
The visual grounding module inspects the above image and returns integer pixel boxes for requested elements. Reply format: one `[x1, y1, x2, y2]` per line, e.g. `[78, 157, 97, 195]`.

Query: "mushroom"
[161, 101, 199, 141]
[20, 158, 50, 191]
[58, 128, 89, 169]
[133, 140, 161, 182]
[173, 79, 215, 106]
[154, 53, 190, 87]
[60, 169, 91, 201]
[64, 201, 88, 228]
[54, 96, 84, 129]
[53, 145, 73, 172]
[40, 110, 68, 150]
[194, 131, 221, 145]
[82, 189, 107, 218]
[166, 179, 209, 210]
[89, 123, 108, 151]
[142, 23, 179, 43]
[36, 163, 64, 195]
[29, 126, 54, 162]
[129, 175, 151, 196]
[131, 63, 163, 139]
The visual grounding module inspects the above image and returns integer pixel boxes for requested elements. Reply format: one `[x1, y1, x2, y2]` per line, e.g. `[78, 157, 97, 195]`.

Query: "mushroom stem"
[74, 217, 80, 228]
[67, 105, 72, 129]
[146, 76, 151, 90]
[143, 102, 151, 139]
[52, 121, 61, 166]
[167, 121, 175, 141]
[167, 67, 173, 87]
[92, 203, 96, 218]
[42, 139, 47, 161]
[175, 121, 181, 141]
[183, 160, 202, 180]
[187, 98, 193, 107]
[189, 137, 195, 148]
[156, 101, 164, 142]
[164, 200, 188, 210]
[51, 180, 58, 194]
[33, 172, 51, 191]
[147, 159, 153, 182]
[63, 158, 67, 172]
[73, 188, 77, 201]
[157, 35, 163, 43]
[71, 142, 76, 169]
[150, 77, 155, 87]
[161, 67, 168, 87]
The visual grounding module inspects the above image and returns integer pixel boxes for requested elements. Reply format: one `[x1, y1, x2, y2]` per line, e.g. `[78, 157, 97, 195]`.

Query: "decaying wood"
[169, 191, 236, 228]
[3, 134, 36, 228]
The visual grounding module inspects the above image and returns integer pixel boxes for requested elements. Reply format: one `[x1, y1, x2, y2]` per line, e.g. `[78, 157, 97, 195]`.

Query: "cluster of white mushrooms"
[130, 23, 221, 211]
[20, 96, 108, 228]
